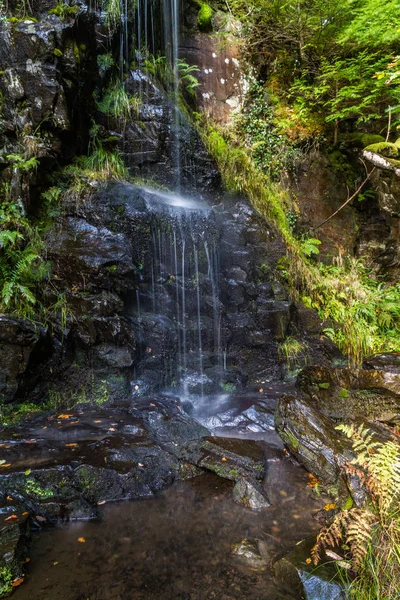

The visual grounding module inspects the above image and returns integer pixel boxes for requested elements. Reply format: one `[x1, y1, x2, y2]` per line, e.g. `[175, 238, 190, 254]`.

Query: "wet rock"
[64, 499, 97, 521]
[0, 316, 44, 403]
[232, 478, 270, 509]
[364, 352, 400, 373]
[46, 218, 135, 288]
[275, 395, 356, 499]
[180, 436, 266, 482]
[130, 397, 210, 445]
[273, 537, 348, 600]
[232, 538, 263, 564]
[92, 343, 134, 368]
[297, 365, 400, 422]
[0, 515, 31, 592]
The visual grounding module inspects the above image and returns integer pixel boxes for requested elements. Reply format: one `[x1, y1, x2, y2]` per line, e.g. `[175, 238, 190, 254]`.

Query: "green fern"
[312, 424, 400, 598]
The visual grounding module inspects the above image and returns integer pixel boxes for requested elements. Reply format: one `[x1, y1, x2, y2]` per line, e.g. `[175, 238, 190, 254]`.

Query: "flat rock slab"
[179, 436, 266, 481]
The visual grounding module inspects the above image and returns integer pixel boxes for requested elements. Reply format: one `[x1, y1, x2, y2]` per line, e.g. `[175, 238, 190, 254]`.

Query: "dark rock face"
[0, 317, 46, 404]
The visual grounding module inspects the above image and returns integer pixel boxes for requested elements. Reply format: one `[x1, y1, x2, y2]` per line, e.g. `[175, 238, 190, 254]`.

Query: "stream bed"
[13, 453, 324, 600]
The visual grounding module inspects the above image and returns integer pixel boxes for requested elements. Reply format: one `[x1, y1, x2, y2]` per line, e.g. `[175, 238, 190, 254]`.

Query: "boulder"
[297, 365, 400, 423]
[273, 537, 348, 600]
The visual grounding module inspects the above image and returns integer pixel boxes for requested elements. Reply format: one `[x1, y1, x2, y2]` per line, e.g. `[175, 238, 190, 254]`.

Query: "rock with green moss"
[197, 3, 213, 31]
[364, 141, 399, 158]
[339, 133, 385, 148]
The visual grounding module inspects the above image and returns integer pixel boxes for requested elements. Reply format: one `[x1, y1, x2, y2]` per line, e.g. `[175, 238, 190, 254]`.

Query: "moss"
[8, 15, 38, 22]
[0, 566, 13, 596]
[49, 3, 79, 18]
[53, 48, 63, 57]
[318, 382, 330, 389]
[282, 430, 299, 451]
[364, 141, 399, 158]
[340, 133, 385, 148]
[197, 3, 213, 31]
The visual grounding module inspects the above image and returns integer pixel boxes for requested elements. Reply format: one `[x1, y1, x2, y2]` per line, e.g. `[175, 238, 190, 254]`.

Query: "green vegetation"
[198, 122, 400, 366]
[25, 478, 54, 499]
[278, 337, 306, 368]
[0, 194, 50, 317]
[144, 55, 200, 97]
[48, 3, 79, 18]
[96, 80, 140, 121]
[312, 424, 400, 599]
[0, 567, 13, 596]
[226, 0, 400, 141]
[0, 402, 43, 426]
[197, 3, 213, 31]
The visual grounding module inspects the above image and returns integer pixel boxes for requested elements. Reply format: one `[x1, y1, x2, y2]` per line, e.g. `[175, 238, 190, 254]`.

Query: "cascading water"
[128, 186, 222, 397]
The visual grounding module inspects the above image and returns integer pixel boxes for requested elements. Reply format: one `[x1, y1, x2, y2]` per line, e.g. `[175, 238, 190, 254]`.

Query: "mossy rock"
[364, 141, 399, 158]
[198, 3, 213, 31]
[339, 133, 385, 148]
[394, 138, 400, 148]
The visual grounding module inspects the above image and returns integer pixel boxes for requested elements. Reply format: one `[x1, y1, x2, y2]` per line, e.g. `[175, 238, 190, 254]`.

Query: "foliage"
[97, 53, 115, 74]
[144, 55, 200, 97]
[96, 80, 140, 121]
[278, 336, 306, 367]
[78, 147, 128, 180]
[0, 197, 49, 317]
[233, 81, 301, 180]
[300, 237, 321, 258]
[0, 567, 13, 596]
[48, 3, 79, 18]
[198, 3, 213, 31]
[312, 424, 400, 599]
[226, 0, 400, 139]
[6, 153, 39, 172]
[199, 119, 400, 366]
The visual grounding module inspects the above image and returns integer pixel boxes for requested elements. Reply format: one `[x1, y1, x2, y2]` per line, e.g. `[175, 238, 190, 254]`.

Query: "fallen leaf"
[221, 457, 227, 462]
[6, 496, 12, 501]
[25, 558, 30, 563]
[12, 578, 24, 588]
[77, 537, 86, 543]
[324, 503, 337, 511]
[35, 515, 46, 522]
[24, 469, 31, 476]
[97, 500, 106, 505]
[0, 463, 11, 468]
[5, 515, 18, 521]
[305, 558, 312, 565]
[22, 511, 29, 516]
[0, 459, 6, 465]
[94, 420, 102, 423]
[65, 443, 78, 447]
[138, 462, 144, 467]
[53, 561, 58, 566]
[108, 428, 116, 432]
[58, 414, 73, 419]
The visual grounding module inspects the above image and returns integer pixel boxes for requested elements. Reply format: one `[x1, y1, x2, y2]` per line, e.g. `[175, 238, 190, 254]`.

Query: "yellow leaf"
[324, 503, 337, 511]
[306, 558, 312, 565]
[5, 514, 18, 521]
[65, 443, 78, 447]
[77, 537, 86, 543]
[221, 457, 227, 462]
[12, 578, 24, 587]
[58, 414, 73, 419]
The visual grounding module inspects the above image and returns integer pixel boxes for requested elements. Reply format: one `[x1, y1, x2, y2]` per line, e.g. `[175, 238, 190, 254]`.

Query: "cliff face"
[0, 0, 398, 407]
